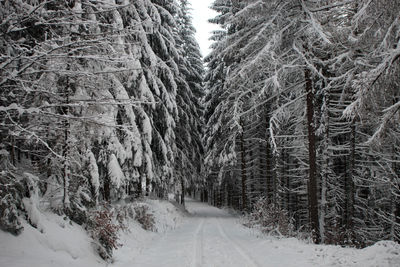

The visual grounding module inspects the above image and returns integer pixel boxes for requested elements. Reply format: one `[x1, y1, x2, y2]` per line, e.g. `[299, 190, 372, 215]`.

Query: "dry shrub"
[245, 197, 293, 237]
[88, 205, 122, 261]
[134, 204, 155, 232]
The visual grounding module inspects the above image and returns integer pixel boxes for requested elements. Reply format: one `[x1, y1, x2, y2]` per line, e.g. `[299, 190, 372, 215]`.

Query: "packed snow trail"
[125, 199, 264, 267]
[120, 199, 400, 267]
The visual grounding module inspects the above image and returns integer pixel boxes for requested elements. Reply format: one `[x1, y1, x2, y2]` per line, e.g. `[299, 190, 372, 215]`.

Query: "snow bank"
[147, 199, 185, 233]
[242, 229, 400, 267]
[0, 211, 103, 267]
[310, 240, 400, 267]
[112, 199, 185, 266]
[0, 199, 186, 267]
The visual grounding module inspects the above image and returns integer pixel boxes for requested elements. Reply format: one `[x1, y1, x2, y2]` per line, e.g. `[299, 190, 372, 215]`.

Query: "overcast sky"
[188, 0, 218, 58]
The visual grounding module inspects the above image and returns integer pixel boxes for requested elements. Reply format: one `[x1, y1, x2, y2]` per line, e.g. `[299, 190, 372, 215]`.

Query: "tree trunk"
[305, 67, 320, 244]
[345, 119, 356, 240]
[180, 178, 185, 206]
[240, 119, 248, 211]
[146, 175, 150, 196]
[320, 89, 330, 244]
[137, 175, 143, 197]
[265, 113, 274, 204]
[104, 174, 110, 202]
[62, 86, 71, 210]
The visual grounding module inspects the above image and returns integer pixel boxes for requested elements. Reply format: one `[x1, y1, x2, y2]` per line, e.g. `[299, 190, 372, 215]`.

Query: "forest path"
[126, 199, 318, 267]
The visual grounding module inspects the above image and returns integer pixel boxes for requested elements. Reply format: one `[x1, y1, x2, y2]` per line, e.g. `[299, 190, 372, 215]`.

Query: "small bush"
[324, 223, 362, 247]
[88, 205, 122, 261]
[134, 204, 156, 232]
[244, 197, 293, 237]
[0, 171, 25, 235]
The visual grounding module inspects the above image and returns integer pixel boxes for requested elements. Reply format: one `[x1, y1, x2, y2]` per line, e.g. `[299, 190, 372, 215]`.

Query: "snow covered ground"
[117, 199, 400, 267]
[0, 199, 184, 267]
[1, 198, 399, 267]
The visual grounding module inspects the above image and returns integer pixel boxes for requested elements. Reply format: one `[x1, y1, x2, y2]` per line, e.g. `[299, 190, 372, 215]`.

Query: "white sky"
[188, 0, 219, 58]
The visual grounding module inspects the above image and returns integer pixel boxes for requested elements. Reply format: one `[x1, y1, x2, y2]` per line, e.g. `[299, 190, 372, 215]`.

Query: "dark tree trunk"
[396, 200, 400, 242]
[240, 119, 248, 211]
[137, 175, 143, 197]
[104, 174, 110, 202]
[266, 138, 273, 202]
[345, 120, 356, 237]
[180, 178, 185, 206]
[265, 111, 274, 204]
[146, 175, 150, 196]
[305, 67, 320, 244]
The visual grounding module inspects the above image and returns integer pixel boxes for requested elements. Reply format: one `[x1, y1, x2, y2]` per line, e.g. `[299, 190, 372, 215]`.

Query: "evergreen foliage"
[204, 0, 400, 246]
[0, 0, 204, 258]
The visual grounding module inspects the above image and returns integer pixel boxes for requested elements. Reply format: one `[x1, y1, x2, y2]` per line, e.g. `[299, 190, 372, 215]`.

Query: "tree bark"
[305, 67, 320, 244]
[240, 119, 248, 211]
[62, 85, 71, 210]
[146, 175, 150, 196]
[180, 177, 185, 206]
[346, 119, 356, 239]
[265, 116, 274, 204]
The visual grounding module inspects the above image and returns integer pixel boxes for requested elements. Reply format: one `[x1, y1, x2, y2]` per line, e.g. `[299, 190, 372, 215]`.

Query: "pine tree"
[174, 0, 205, 205]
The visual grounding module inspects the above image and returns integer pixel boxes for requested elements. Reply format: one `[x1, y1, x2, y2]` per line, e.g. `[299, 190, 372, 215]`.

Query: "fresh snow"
[118, 199, 400, 267]
[1, 199, 399, 267]
[108, 153, 125, 189]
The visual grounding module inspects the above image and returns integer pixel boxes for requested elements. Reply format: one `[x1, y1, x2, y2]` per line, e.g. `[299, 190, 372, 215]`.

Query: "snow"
[116, 200, 400, 267]
[1, 199, 400, 267]
[108, 153, 125, 189]
[112, 200, 185, 266]
[0, 212, 102, 267]
[0, 199, 184, 267]
[86, 150, 100, 196]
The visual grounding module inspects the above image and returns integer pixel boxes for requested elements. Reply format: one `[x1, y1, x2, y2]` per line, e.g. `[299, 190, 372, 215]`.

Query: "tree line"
[203, 0, 400, 246]
[0, 0, 203, 233]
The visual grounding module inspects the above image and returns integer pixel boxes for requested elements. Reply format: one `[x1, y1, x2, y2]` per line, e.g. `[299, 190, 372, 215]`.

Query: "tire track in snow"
[216, 218, 261, 267]
[193, 218, 205, 267]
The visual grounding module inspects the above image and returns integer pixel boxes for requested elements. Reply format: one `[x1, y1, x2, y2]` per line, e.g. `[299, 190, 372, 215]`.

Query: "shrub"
[0, 171, 25, 235]
[244, 197, 293, 237]
[134, 204, 156, 232]
[88, 205, 122, 261]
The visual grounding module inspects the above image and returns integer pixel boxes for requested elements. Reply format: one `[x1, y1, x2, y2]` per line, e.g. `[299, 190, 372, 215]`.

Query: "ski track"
[127, 200, 282, 267]
[193, 218, 204, 267]
[216, 218, 261, 267]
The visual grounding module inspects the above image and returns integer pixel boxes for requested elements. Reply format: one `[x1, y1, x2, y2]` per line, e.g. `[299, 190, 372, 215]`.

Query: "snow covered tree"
[174, 0, 205, 205]
[0, 0, 206, 240]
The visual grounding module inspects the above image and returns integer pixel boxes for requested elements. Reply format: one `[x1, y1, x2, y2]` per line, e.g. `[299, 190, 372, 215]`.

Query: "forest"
[1, 0, 399, 260]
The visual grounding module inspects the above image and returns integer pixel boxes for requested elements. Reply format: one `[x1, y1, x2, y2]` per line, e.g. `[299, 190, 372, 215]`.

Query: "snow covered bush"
[134, 204, 156, 232]
[244, 197, 293, 237]
[86, 202, 156, 261]
[0, 152, 25, 235]
[0, 163, 46, 236]
[87, 205, 122, 261]
[0, 171, 24, 235]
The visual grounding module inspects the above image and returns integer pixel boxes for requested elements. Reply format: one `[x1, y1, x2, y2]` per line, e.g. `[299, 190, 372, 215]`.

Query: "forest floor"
[1, 198, 399, 267]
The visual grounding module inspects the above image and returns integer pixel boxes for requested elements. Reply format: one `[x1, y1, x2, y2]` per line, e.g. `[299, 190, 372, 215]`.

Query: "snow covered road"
[2, 198, 399, 267]
[127, 199, 265, 267]
[119, 199, 400, 267]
